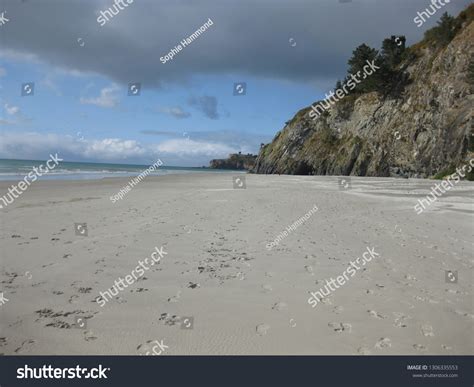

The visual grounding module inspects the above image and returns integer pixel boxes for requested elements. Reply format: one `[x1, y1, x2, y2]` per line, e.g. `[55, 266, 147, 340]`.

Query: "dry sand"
[0, 173, 473, 355]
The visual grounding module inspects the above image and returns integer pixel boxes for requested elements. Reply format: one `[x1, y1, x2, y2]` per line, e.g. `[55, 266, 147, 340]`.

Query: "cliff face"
[209, 153, 257, 170]
[254, 9, 473, 178]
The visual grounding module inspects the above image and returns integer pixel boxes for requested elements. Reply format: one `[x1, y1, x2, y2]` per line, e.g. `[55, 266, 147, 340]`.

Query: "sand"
[0, 173, 472, 355]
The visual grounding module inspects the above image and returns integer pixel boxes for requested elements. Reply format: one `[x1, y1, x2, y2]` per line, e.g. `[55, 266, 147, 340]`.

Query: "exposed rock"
[254, 6, 474, 179]
[210, 153, 257, 170]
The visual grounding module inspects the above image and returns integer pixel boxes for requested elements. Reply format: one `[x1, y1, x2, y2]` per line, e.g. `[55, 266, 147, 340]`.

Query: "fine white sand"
[0, 173, 472, 355]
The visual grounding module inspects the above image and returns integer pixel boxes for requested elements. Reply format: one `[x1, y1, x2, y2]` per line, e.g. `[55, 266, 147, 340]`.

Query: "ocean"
[0, 159, 241, 181]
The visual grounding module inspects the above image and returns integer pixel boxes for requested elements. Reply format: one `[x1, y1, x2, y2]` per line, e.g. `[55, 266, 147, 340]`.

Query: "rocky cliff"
[209, 153, 257, 170]
[253, 6, 474, 178]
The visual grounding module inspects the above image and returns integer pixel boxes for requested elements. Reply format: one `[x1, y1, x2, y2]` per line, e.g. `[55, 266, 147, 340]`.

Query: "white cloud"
[156, 139, 237, 157]
[157, 106, 191, 119]
[4, 104, 20, 115]
[0, 132, 147, 162]
[0, 131, 243, 164]
[40, 76, 62, 96]
[83, 138, 147, 160]
[80, 84, 120, 108]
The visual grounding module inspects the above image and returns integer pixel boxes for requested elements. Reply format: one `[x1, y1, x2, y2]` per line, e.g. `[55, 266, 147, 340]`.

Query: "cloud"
[5, 0, 470, 87]
[2, 103, 31, 124]
[157, 106, 191, 119]
[156, 138, 236, 157]
[188, 95, 219, 119]
[0, 131, 248, 165]
[4, 104, 20, 115]
[40, 76, 62, 96]
[83, 138, 147, 160]
[80, 84, 120, 108]
[140, 130, 182, 136]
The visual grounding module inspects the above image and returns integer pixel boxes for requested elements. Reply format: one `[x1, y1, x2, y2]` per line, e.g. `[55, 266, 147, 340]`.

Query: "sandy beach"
[0, 173, 472, 355]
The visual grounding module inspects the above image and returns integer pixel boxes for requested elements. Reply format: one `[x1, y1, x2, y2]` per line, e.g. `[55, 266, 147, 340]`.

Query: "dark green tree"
[424, 12, 460, 46]
[381, 35, 406, 68]
[347, 44, 381, 93]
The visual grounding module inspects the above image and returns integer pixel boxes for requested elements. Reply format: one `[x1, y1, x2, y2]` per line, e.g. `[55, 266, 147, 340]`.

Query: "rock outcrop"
[253, 6, 473, 179]
[210, 153, 257, 170]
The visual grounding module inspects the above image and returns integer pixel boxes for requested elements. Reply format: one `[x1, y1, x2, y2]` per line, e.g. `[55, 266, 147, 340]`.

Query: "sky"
[0, 0, 471, 166]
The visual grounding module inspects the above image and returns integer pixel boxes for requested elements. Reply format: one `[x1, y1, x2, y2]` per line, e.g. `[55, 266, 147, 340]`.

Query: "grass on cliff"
[433, 165, 474, 181]
[411, 4, 474, 53]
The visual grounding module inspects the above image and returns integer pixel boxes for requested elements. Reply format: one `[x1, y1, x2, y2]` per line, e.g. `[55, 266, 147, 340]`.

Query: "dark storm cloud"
[1, 0, 471, 87]
[187, 95, 219, 119]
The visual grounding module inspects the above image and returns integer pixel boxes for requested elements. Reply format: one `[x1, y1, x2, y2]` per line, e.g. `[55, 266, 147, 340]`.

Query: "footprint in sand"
[167, 291, 182, 303]
[375, 338, 391, 349]
[328, 322, 352, 333]
[421, 324, 434, 337]
[256, 324, 270, 336]
[321, 297, 332, 305]
[83, 330, 98, 341]
[454, 310, 474, 320]
[368, 310, 386, 319]
[262, 284, 272, 292]
[265, 272, 275, 278]
[68, 295, 79, 304]
[333, 306, 343, 314]
[441, 344, 452, 351]
[271, 302, 287, 311]
[304, 266, 314, 275]
[137, 340, 162, 355]
[393, 313, 410, 328]
[14, 339, 36, 354]
[159, 313, 181, 326]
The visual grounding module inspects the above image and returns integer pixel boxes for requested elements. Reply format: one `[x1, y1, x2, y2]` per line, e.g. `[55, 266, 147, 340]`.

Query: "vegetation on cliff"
[209, 152, 257, 170]
[254, 4, 474, 180]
